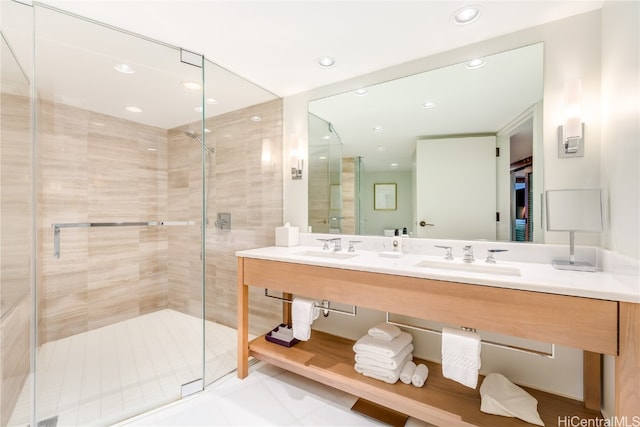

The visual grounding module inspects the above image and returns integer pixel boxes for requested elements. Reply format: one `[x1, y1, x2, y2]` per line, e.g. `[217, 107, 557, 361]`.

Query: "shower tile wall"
[1, 298, 31, 427]
[308, 153, 330, 234]
[168, 99, 284, 335]
[341, 158, 355, 235]
[1, 93, 32, 426]
[38, 99, 169, 344]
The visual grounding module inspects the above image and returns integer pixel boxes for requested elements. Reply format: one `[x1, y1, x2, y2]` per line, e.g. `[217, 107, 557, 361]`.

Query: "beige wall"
[1, 93, 32, 427]
[168, 98, 284, 335]
[37, 96, 284, 343]
[37, 100, 170, 343]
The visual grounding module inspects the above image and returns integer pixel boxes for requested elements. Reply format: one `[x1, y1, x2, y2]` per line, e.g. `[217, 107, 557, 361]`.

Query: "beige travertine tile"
[168, 99, 283, 335]
[37, 100, 170, 343]
[1, 91, 33, 426]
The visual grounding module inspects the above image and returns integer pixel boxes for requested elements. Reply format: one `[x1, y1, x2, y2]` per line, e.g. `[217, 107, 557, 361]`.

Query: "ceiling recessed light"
[182, 81, 202, 91]
[125, 106, 142, 113]
[421, 101, 436, 109]
[372, 126, 383, 132]
[453, 5, 480, 25]
[354, 88, 368, 96]
[466, 58, 486, 69]
[249, 115, 262, 122]
[316, 56, 336, 68]
[114, 63, 135, 74]
[390, 163, 399, 168]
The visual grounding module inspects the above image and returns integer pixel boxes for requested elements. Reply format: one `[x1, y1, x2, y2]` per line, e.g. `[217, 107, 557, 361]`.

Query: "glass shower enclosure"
[0, 2, 282, 426]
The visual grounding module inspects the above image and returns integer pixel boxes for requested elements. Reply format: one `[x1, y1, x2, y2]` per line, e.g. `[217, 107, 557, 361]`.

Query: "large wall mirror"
[308, 43, 544, 243]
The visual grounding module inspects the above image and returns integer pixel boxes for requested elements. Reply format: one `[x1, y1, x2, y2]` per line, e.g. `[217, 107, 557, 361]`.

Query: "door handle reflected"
[419, 220, 434, 227]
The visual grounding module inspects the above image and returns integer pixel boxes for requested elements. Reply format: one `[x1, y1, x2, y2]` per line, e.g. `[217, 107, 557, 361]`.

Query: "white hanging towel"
[441, 327, 482, 389]
[292, 297, 319, 341]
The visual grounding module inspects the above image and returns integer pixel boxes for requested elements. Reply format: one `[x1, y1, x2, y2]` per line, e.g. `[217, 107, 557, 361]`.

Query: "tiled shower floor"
[9, 309, 240, 427]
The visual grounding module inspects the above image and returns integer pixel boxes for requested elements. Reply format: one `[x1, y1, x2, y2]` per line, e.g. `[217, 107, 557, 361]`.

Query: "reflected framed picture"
[374, 183, 397, 210]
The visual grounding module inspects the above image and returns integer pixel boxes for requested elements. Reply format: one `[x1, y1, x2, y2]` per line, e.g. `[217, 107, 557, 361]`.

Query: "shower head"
[184, 130, 202, 142]
[184, 130, 214, 153]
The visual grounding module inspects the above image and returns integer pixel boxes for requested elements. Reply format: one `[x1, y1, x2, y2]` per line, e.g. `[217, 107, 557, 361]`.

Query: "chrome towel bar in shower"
[52, 220, 195, 258]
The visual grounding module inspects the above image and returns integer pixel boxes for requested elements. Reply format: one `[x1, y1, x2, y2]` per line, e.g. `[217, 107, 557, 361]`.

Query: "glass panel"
[31, 5, 204, 425]
[201, 58, 281, 388]
[308, 113, 343, 233]
[1, 1, 33, 426]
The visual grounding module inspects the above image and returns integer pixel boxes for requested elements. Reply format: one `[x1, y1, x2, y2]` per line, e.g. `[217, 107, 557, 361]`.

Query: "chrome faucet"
[317, 238, 330, 250]
[329, 237, 342, 252]
[463, 245, 475, 263]
[486, 249, 508, 263]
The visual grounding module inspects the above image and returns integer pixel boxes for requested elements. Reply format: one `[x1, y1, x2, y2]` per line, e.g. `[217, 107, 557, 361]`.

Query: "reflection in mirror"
[374, 183, 397, 211]
[1, 29, 32, 319]
[308, 43, 544, 242]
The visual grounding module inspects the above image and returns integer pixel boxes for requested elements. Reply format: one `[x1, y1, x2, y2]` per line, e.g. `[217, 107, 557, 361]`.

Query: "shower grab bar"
[52, 220, 195, 258]
[385, 312, 555, 358]
[264, 289, 357, 317]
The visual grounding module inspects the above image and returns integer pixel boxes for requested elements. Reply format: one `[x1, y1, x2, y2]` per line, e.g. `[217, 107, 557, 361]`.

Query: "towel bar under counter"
[264, 289, 357, 317]
[386, 312, 555, 358]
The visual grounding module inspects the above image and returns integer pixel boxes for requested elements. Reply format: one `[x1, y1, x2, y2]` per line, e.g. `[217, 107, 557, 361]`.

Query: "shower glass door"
[27, 5, 205, 426]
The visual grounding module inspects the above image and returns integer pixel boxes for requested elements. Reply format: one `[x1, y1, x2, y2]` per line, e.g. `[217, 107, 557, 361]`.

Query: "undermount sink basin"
[294, 250, 360, 260]
[414, 259, 521, 277]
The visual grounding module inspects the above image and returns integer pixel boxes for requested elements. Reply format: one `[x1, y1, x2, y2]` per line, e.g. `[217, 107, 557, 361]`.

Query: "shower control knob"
[419, 220, 434, 227]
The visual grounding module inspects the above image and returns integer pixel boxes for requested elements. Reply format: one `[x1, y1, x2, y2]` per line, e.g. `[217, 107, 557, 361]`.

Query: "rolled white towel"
[399, 360, 416, 384]
[354, 344, 413, 370]
[412, 364, 429, 388]
[353, 331, 413, 357]
[368, 322, 402, 342]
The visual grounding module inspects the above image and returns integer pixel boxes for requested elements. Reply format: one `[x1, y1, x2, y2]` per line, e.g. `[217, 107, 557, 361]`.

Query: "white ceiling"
[37, 0, 604, 98]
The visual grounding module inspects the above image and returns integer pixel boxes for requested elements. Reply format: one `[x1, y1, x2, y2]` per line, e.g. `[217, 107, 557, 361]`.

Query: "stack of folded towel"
[352, 322, 414, 384]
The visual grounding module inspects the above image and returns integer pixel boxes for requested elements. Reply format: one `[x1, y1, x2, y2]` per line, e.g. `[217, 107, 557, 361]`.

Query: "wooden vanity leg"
[283, 292, 292, 326]
[616, 302, 640, 418]
[237, 257, 249, 379]
[583, 351, 602, 411]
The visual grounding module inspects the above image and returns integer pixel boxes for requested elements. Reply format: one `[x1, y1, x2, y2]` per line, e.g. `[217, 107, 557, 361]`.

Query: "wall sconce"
[290, 135, 303, 180]
[558, 79, 584, 158]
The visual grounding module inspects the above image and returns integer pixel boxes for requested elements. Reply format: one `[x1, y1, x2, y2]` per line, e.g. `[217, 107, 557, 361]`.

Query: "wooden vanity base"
[249, 330, 601, 427]
[237, 256, 638, 425]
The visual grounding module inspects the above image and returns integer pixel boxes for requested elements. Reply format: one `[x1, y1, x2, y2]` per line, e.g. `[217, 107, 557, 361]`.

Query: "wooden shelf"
[249, 330, 601, 427]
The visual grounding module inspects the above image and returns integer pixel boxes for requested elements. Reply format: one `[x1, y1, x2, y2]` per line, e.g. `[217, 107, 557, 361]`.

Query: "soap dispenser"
[392, 235, 403, 253]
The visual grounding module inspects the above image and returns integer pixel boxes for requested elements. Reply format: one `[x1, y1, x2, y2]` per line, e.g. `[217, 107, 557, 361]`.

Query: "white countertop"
[237, 245, 640, 303]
